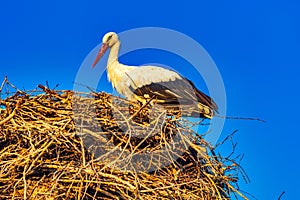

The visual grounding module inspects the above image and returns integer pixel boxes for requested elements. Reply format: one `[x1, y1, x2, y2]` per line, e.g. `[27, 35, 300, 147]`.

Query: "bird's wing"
[184, 78, 218, 111]
[119, 66, 218, 112]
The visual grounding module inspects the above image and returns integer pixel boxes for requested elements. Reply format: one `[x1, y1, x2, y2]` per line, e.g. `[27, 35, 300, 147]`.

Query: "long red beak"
[92, 43, 109, 68]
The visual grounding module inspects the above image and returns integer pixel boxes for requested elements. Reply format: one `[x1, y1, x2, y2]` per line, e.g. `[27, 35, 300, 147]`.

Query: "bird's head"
[103, 32, 118, 47]
[92, 32, 119, 68]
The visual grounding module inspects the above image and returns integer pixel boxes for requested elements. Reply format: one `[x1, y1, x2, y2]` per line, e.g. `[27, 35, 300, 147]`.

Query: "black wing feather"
[129, 77, 218, 113]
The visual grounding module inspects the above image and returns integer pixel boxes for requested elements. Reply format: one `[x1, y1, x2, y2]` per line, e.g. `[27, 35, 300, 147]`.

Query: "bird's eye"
[107, 35, 113, 42]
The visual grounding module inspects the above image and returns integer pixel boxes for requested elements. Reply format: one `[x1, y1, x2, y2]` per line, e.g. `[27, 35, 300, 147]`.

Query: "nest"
[0, 79, 249, 200]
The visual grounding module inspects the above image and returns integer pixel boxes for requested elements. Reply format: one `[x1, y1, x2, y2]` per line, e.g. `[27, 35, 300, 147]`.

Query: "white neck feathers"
[106, 41, 135, 90]
[107, 41, 120, 66]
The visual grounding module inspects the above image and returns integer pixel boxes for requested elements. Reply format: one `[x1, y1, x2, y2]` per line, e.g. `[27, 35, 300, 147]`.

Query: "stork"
[92, 32, 218, 118]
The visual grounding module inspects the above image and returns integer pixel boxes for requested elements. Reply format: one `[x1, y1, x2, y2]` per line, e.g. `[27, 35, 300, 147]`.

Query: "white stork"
[92, 32, 218, 118]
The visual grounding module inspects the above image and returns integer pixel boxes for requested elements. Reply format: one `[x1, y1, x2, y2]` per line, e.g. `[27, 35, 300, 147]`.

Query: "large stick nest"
[0, 79, 248, 200]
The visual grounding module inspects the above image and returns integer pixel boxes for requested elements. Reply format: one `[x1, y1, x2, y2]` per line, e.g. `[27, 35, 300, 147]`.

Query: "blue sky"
[1, 1, 299, 199]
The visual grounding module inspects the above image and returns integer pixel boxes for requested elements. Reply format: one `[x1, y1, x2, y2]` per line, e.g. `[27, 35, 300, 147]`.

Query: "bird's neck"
[106, 41, 134, 90]
[107, 41, 120, 67]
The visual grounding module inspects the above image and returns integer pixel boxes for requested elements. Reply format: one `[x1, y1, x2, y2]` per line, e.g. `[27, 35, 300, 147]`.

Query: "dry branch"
[0, 79, 248, 200]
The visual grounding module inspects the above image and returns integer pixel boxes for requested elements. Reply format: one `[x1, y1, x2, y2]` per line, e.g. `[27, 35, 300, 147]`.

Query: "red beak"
[92, 43, 109, 68]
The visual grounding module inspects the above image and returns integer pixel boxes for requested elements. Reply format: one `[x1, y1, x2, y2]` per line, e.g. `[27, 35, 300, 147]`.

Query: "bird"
[92, 32, 218, 118]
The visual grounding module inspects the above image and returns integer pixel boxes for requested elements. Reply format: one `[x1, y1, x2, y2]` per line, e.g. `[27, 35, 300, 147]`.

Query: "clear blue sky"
[1, 1, 299, 199]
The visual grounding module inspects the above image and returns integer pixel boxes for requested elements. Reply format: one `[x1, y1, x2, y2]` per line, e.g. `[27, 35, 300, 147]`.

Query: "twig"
[215, 114, 266, 122]
[278, 191, 285, 200]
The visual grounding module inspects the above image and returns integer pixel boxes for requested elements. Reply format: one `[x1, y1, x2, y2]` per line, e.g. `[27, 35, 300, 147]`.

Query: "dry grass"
[0, 78, 249, 199]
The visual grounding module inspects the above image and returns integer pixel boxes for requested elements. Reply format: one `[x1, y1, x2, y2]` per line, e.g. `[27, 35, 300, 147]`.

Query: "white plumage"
[92, 32, 218, 118]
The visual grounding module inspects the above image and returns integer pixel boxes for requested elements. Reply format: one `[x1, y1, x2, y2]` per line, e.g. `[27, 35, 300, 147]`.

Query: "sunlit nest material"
[0, 79, 249, 200]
